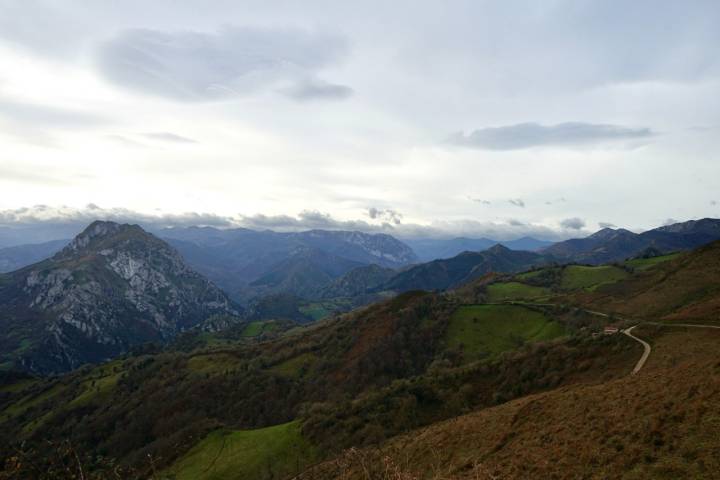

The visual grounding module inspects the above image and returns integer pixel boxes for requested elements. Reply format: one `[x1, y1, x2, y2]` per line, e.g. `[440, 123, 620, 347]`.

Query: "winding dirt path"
[622, 326, 651, 375]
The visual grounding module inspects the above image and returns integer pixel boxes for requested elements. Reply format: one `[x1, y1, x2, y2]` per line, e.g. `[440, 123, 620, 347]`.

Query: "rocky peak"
[3, 220, 242, 374]
[54, 221, 150, 260]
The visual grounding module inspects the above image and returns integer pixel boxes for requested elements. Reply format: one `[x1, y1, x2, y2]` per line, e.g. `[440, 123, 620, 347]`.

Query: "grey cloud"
[238, 210, 381, 232]
[468, 197, 491, 205]
[0, 204, 234, 230]
[508, 199, 525, 208]
[142, 132, 197, 144]
[367, 207, 403, 225]
[598, 222, 616, 229]
[507, 219, 526, 227]
[281, 79, 353, 101]
[561, 217, 586, 230]
[711, 200, 718, 206]
[448, 122, 653, 150]
[96, 26, 349, 102]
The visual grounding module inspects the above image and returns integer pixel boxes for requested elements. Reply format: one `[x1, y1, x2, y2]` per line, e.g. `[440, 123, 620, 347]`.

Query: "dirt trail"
[622, 326, 651, 374]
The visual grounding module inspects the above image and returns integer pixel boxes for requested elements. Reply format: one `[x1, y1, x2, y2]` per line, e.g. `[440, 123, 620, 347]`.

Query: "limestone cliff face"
[0, 221, 241, 374]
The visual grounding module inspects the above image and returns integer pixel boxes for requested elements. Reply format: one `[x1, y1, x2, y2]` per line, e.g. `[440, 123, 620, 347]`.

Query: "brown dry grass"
[301, 326, 720, 479]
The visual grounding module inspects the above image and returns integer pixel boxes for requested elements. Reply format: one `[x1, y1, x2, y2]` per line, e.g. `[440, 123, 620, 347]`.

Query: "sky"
[1, 0, 719, 241]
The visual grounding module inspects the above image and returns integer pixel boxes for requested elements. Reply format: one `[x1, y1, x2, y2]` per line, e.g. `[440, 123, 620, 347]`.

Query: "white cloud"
[96, 26, 351, 102]
[560, 217, 586, 230]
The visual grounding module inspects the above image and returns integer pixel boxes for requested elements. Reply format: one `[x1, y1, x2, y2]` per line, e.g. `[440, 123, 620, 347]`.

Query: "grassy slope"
[574, 242, 720, 322]
[167, 420, 317, 480]
[625, 252, 680, 270]
[560, 265, 629, 290]
[485, 282, 549, 302]
[312, 326, 720, 480]
[269, 352, 318, 378]
[445, 305, 566, 359]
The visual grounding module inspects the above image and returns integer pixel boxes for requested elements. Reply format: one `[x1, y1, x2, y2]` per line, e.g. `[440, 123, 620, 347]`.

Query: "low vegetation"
[560, 265, 629, 290]
[485, 281, 550, 302]
[166, 421, 317, 480]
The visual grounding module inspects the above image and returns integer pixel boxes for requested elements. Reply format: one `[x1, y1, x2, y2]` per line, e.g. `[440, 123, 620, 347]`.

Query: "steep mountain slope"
[246, 248, 364, 300]
[315, 264, 396, 299]
[160, 226, 417, 301]
[0, 221, 240, 374]
[543, 217, 720, 264]
[0, 239, 69, 273]
[380, 244, 550, 293]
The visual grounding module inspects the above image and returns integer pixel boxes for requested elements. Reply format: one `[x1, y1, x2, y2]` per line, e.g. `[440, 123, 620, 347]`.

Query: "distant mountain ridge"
[405, 236, 553, 261]
[159, 226, 417, 301]
[0, 221, 241, 374]
[543, 218, 720, 264]
[0, 239, 69, 273]
[2, 218, 720, 308]
[378, 244, 551, 293]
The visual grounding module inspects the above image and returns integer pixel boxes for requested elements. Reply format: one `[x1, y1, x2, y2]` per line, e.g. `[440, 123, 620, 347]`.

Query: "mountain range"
[3, 232, 720, 478]
[405, 236, 553, 261]
[542, 218, 720, 264]
[159, 226, 417, 301]
[377, 244, 551, 293]
[1, 218, 720, 317]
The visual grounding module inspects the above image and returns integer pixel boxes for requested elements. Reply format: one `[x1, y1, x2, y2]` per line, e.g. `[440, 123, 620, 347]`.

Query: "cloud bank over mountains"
[0, 204, 651, 248]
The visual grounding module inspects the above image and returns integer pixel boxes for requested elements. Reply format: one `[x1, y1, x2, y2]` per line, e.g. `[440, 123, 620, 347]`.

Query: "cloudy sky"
[1, 0, 719, 240]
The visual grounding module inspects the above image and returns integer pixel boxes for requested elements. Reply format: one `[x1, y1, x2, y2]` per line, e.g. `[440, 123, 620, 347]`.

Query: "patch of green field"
[560, 265, 628, 290]
[445, 305, 566, 360]
[299, 304, 332, 321]
[191, 332, 235, 348]
[166, 421, 318, 480]
[625, 252, 680, 271]
[268, 353, 317, 378]
[241, 320, 279, 337]
[515, 270, 545, 281]
[300, 299, 354, 321]
[486, 282, 550, 302]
